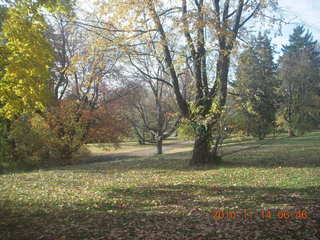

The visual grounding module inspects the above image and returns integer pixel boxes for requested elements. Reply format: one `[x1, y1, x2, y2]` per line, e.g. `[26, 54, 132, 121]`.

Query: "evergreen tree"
[234, 33, 278, 139]
[278, 26, 320, 136]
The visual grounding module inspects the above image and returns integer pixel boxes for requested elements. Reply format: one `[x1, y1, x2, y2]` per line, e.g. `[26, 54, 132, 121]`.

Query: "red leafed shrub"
[85, 103, 130, 145]
[46, 100, 130, 161]
[45, 100, 89, 161]
[7, 100, 129, 168]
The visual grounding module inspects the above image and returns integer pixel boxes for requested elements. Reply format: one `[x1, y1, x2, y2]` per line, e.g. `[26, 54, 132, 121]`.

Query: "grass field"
[84, 138, 184, 155]
[0, 132, 320, 239]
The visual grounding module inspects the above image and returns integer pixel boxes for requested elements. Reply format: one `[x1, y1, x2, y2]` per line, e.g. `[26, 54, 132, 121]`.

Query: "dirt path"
[80, 141, 193, 164]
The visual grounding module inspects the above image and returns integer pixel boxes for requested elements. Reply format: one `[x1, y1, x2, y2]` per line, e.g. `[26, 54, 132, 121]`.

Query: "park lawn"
[84, 138, 181, 155]
[0, 133, 320, 239]
[85, 142, 154, 155]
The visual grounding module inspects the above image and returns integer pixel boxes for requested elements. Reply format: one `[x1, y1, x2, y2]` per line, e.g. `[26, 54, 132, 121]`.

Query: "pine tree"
[278, 26, 320, 136]
[234, 33, 278, 139]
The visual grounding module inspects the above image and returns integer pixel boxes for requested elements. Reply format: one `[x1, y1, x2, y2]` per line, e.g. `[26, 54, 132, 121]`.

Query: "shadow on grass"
[2, 133, 320, 176]
[106, 184, 320, 210]
[49, 145, 320, 176]
[1, 185, 319, 240]
[70, 132, 320, 173]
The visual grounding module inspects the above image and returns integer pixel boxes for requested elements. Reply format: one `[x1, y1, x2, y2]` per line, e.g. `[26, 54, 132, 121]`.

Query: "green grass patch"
[0, 133, 320, 239]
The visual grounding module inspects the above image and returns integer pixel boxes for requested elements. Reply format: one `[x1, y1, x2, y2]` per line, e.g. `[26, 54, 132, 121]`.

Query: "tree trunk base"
[157, 139, 163, 154]
[288, 128, 295, 137]
[189, 136, 221, 166]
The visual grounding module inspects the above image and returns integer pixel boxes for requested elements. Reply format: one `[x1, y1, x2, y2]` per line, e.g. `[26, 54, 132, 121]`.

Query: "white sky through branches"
[273, 0, 320, 52]
[78, 0, 320, 50]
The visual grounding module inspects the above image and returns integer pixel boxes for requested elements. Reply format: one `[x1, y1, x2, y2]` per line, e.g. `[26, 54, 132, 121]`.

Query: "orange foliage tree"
[46, 100, 130, 160]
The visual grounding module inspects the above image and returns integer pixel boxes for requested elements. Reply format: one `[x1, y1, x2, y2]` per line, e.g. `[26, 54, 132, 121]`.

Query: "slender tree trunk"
[212, 135, 222, 157]
[138, 138, 145, 145]
[157, 138, 163, 154]
[151, 132, 156, 143]
[288, 128, 295, 137]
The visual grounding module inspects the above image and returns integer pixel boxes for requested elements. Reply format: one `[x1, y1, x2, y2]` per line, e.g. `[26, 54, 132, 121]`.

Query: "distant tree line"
[1, 0, 319, 171]
[230, 26, 320, 139]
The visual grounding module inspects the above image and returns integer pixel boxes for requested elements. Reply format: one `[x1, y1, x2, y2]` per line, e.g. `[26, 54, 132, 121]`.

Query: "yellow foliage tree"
[0, 6, 54, 119]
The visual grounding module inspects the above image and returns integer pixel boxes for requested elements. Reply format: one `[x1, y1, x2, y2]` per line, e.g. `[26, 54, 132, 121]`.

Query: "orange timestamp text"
[210, 209, 309, 220]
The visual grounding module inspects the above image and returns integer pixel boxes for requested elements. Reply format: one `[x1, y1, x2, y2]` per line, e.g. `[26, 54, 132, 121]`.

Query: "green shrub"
[8, 113, 52, 167]
[0, 119, 13, 172]
[177, 122, 196, 140]
[3, 100, 130, 170]
[8, 110, 86, 167]
[292, 113, 317, 136]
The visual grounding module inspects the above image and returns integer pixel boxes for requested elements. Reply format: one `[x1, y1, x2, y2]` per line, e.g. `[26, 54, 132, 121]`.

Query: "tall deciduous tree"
[125, 83, 179, 154]
[124, 44, 180, 154]
[0, 0, 73, 119]
[278, 26, 320, 136]
[0, 4, 54, 119]
[234, 33, 278, 139]
[91, 0, 279, 165]
[0, 4, 8, 81]
[0, 4, 11, 166]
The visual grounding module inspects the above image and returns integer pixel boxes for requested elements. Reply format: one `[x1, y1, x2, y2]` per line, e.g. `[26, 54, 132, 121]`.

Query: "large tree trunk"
[189, 51, 230, 166]
[190, 128, 220, 165]
[190, 134, 211, 165]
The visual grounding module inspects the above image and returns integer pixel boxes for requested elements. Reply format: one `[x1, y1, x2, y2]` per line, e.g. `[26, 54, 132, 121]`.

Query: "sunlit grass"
[85, 138, 183, 155]
[0, 132, 320, 239]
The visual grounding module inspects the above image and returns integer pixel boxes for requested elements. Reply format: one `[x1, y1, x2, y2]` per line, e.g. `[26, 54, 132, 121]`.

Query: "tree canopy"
[278, 25, 320, 136]
[234, 33, 278, 139]
[0, 5, 54, 119]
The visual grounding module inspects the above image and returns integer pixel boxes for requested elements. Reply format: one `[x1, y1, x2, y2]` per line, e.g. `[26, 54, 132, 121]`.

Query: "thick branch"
[147, 1, 190, 117]
[128, 54, 173, 87]
[238, 3, 260, 29]
[182, 0, 203, 99]
[231, 0, 244, 40]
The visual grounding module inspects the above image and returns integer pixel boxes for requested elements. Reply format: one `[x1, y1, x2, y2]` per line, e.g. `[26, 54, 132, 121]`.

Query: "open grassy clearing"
[85, 138, 183, 156]
[85, 142, 154, 155]
[0, 133, 320, 239]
